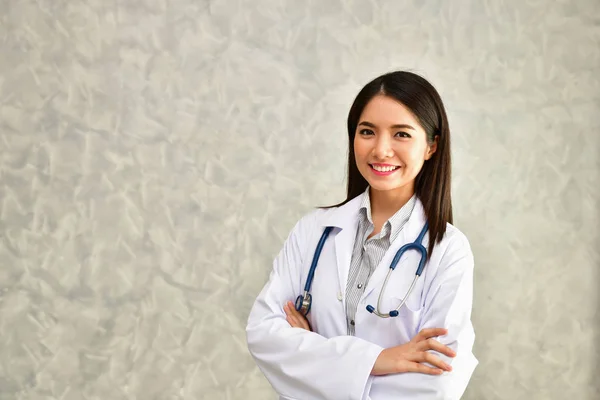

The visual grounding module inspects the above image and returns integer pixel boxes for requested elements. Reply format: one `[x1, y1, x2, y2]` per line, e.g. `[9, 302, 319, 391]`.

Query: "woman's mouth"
[369, 164, 400, 176]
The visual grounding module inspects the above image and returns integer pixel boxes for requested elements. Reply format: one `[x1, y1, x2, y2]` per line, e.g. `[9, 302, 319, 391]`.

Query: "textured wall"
[1, 0, 599, 399]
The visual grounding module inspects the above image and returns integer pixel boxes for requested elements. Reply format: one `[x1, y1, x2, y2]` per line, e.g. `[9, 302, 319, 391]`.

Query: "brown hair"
[327, 70, 453, 258]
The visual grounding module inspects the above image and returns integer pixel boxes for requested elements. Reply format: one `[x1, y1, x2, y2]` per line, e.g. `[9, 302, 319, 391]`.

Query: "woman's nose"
[372, 135, 393, 160]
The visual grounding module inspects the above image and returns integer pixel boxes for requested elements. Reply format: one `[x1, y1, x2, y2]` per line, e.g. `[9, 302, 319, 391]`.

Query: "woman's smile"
[369, 163, 401, 176]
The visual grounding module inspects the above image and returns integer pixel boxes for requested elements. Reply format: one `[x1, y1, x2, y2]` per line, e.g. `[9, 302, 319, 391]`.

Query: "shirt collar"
[358, 186, 417, 243]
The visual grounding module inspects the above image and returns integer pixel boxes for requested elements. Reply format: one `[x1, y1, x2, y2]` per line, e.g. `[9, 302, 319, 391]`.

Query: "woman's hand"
[371, 328, 456, 376]
[283, 301, 312, 331]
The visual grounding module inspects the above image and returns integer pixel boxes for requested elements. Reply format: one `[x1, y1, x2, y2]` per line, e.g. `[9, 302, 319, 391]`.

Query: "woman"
[246, 71, 478, 400]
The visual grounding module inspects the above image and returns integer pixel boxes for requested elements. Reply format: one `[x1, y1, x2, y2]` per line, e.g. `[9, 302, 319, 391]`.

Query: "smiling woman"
[246, 71, 477, 400]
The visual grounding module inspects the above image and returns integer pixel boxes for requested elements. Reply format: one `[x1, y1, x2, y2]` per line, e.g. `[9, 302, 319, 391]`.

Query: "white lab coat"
[246, 193, 478, 400]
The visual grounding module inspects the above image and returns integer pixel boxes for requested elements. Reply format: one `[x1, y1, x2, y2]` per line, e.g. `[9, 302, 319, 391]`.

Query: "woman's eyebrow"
[358, 121, 416, 131]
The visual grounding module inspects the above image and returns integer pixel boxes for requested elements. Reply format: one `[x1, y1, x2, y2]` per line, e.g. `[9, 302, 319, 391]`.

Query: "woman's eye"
[359, 129, 374, 135]
[395, 132, 411, 138]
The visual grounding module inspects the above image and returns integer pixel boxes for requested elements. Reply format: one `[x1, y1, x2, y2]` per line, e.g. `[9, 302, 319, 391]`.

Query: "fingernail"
[445, 364, 452, 371]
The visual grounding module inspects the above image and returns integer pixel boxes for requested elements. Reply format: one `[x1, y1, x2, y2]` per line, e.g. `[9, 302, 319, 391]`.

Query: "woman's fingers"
[285, 301, 301, 319]
[283, 302, 299, 326]
[419, 338, 456, 358]
[407, 328, 455, 373]
[419, 351, 453, 371]
[415, 328, 448, 341]
[284, 301, 310, 330]
[405, 361, 445, 375]
[414, 328, 456, 360]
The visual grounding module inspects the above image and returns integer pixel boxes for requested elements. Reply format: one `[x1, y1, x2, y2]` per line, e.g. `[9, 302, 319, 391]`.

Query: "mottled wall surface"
[1, 0, 599, 399]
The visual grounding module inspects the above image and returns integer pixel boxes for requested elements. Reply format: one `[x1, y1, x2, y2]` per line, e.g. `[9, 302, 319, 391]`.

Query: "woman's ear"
[425, 135, 439, 160]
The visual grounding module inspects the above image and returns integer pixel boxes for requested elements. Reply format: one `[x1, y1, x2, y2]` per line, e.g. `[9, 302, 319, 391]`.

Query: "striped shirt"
[345, 187, 416, 335]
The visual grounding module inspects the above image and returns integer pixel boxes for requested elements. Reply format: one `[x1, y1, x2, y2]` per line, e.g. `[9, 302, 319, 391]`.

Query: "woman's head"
[339, 70, 453, 255]
[352, 94, 438, 196]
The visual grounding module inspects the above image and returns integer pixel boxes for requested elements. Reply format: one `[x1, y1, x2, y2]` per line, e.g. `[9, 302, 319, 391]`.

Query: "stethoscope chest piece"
[295, 292, 312, 316]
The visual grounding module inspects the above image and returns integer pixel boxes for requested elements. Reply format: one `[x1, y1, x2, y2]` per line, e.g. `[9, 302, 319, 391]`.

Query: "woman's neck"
[369, 185, 414, 220]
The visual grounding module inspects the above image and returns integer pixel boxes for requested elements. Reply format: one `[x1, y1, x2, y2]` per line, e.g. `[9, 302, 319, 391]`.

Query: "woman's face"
[353, 95, 437, 195]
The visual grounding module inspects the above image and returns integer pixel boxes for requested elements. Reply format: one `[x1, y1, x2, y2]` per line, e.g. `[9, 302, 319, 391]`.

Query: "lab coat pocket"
[389, 295, 423, 342]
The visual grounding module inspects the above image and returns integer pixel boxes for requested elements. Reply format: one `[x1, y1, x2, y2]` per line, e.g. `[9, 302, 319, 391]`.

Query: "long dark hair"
[327, 70, 453, 257]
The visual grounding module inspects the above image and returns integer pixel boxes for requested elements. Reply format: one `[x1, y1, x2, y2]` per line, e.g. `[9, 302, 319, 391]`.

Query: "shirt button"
[350, 320, 355, 326]
[337, 292, 343, 301]
[357, 283, 363, 289]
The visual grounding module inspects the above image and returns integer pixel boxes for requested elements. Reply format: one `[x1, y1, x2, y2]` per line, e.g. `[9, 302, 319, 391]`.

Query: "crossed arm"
[283, 300, 456, 376]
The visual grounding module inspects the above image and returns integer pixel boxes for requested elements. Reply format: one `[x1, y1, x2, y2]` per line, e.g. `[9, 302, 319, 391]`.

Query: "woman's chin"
[367, 180, 414, 194]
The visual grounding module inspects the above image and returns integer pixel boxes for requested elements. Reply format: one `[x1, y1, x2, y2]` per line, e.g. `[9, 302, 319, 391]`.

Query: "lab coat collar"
[319, 194, 364, 229]
[320, 192, 426, 236]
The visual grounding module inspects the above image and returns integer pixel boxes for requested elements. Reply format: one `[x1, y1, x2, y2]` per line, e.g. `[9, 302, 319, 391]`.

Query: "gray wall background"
[1, 0, 599, 399]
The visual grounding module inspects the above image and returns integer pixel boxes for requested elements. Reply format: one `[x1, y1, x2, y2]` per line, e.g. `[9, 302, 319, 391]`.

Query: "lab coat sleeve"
[369, 231, 478, 400]
[246, 212, 385, 400]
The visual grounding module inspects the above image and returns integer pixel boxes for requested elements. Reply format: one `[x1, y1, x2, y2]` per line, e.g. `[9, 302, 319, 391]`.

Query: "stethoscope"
[295, 223, 428, 319]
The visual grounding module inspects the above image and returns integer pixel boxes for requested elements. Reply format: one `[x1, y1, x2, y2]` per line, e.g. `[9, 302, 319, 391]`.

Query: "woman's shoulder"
[433, 222, 474, 265]
[443, 222, 471, 247]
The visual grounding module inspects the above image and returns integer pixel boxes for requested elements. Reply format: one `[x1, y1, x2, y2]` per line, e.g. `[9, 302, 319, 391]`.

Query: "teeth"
[372, 165, 398, 172]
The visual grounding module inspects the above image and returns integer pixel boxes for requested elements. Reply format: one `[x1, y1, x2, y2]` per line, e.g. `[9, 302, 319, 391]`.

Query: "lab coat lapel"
[361, 199, 427, 301]
[333, 221, 357, 307]
[321, 194, 364, 305]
